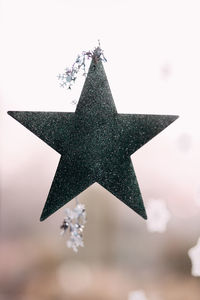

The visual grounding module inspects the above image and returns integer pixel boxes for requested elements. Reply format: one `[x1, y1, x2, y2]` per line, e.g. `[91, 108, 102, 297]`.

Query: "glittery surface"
[8, 59, 178, 221]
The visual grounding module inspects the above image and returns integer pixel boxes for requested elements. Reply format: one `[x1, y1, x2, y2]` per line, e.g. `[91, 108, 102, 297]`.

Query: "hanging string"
[59, 42, 106, 252]
[57, 40, 107, 91]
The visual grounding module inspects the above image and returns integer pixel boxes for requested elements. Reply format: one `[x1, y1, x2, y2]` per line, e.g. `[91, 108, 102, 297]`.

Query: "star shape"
[8, 58, 178, 221]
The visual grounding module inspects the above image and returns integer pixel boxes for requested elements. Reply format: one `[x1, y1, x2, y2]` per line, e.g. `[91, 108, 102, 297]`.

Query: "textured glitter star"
[8, 58, 178, 221]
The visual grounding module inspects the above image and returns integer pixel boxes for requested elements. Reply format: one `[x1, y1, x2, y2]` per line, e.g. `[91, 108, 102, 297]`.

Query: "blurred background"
[1, 0, 200, 299]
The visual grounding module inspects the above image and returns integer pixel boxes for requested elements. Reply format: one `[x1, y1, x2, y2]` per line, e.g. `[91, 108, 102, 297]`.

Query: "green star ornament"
[8, 58, 178, 221]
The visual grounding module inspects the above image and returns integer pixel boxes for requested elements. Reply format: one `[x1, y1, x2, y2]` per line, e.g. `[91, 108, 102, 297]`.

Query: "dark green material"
[8, 59, 178, 221]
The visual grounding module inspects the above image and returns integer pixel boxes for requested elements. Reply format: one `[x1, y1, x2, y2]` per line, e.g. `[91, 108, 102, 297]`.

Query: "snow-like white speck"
[128, 290, 148, 300]
[146, 199, 171, 233]
[188, 237, 200, 276]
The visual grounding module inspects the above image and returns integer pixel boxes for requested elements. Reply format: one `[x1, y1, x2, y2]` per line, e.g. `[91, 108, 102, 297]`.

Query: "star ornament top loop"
[8, 51, 179, 222]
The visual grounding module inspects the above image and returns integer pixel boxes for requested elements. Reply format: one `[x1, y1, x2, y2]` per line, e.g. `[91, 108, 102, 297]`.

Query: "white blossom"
[146, 199, 171, 233]
[188, 237, 200, 276]
[128, 290, 148, 300]
[60, 199, 86, 252]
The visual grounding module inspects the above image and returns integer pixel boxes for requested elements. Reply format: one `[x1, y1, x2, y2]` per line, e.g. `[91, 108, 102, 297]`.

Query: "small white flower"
[67, 239, 78, 252]
[188, 237, 200, 276]
[65, 207, 75, 219]
[61, 199, 86, 252]
[74, 203, 85, 214]
[66, 75, 72, 82]
[146, 199, 171, 233]
[128, 290, 148, 300]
